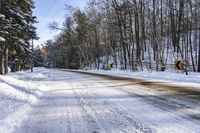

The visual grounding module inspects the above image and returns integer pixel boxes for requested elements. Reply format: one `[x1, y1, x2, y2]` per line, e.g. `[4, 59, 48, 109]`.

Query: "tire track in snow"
[78, 76, 200, 133]
[119, 85, 200, 125]
[70, 82, 106, 133]
[101, 81, 200, 132]
[62, 69, 200, 124]
[72, 81, 155, 133]
[14, 83, 72, 133]
[13, 69, 200, 133]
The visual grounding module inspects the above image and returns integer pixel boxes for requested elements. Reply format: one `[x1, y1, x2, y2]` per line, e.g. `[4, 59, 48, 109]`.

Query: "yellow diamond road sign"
[108, 63, 114, 69]
[175, 60, 183, 70]
[110, 63, 114, 68]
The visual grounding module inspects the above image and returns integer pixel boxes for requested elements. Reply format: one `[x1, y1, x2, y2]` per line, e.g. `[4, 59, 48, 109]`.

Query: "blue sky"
[33, 0, 88, 46]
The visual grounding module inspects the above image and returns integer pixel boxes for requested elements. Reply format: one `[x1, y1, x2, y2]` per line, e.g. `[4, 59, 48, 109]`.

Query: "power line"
[40, 0, 67, 32]
[37, 0, 59, 33]
[37, 0, 68, 44]
[42, 0, 58, 18]
[52, 4, 65, 18]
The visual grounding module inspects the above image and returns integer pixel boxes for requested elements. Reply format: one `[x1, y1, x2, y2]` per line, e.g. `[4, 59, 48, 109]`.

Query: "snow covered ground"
[0, 36, 5, 42]
[0, 69, 46, 132]
[81, 69, 200, 85]
[1, 67, 200, 133]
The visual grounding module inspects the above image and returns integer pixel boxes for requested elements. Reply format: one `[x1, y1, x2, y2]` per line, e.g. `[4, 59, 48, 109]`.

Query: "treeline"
[0, 0, 37, 75]
[43, 0, 200, 72]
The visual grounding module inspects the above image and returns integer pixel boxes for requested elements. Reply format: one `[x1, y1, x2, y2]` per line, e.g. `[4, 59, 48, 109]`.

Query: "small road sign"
[110, 63, 114, 68]
[108, 63, 114, 69]
[175, 60, 183, 70]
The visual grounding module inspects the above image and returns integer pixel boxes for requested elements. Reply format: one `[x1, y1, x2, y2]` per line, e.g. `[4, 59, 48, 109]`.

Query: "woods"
[42, 0, 200, 72]
[1, 1, 200, 132]
[1, 0, 200, 74]
[0, 0, 37, 75]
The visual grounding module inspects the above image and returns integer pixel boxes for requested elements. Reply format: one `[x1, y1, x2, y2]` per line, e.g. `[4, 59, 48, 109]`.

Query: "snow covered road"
[8, 68, 200, 133]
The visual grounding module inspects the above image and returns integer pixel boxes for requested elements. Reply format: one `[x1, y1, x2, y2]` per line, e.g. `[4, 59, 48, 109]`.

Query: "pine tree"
[0, 0, 38, 74]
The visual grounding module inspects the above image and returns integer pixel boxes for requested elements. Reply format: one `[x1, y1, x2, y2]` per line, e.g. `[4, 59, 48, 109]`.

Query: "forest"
[0, 0, 200, 75]
[0, 0, 37, 75]
[42, 0, 200, 73]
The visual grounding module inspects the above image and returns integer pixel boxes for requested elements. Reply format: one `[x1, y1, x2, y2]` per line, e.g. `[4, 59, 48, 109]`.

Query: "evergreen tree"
[0, 0, 38, 74]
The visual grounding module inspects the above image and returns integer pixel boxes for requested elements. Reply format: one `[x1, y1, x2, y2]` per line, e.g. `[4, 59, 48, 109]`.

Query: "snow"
[0, 14, 5, 18]
[80, 69, 200, 85]
[0, 37, 5, 42]
[10, 69, 49, 81]
[0, 69, 46, 132]
[1, 67, 200, 133]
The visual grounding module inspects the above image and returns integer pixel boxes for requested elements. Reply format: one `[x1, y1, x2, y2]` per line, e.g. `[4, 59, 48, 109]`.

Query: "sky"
[33, 0, 88, 47]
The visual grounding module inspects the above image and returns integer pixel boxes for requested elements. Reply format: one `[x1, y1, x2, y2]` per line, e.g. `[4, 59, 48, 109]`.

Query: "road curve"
[14, 69, 200, 133]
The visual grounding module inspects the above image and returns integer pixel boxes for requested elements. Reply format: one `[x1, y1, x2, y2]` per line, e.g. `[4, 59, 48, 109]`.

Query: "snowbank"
[0, 75, 41, 103]
[0, 36, 5, 42]
[0, 68, 48, 132]
[0, 14, 5, 18]
[11, 70, 49, 81]
[79, 69, 200, 85]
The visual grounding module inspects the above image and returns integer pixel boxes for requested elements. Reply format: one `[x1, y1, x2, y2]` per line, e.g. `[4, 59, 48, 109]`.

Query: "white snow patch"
[78, 69, 200, 86]
[0, 37, 5, 42]
[0, 68, 50, 132]
[0, 14, 5, 18]
[1, 67, 200, 133]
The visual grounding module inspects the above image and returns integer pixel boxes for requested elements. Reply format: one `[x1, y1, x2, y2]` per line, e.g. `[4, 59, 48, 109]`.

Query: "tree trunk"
[0, 44, 5, 75]
[134, 1, 140, 64]
[153, 0, 159, 71]
[189, 28, 196, 72]
[4, 45, 8, 74]
[198, 27, 200, 72]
